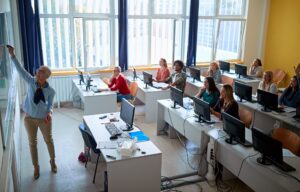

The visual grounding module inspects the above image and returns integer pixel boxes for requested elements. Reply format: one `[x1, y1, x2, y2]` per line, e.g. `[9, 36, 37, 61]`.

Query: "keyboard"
[91, 87, 101, 93]
[105, 123, 122, 136]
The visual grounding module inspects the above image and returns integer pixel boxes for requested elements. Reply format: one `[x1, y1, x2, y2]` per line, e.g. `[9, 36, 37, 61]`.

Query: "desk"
[72, 79, 117, 115]
[156, 98, 223, 175]
[83, 113, 162, 192]
[222, 72, 261, 95]
[127, 77, 170, 123]
[237, 98, 300, 135]
[207, 128, 300, 192]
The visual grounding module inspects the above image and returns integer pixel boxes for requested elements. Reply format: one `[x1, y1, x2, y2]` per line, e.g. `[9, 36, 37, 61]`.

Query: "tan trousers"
[24, 115, 56, 167]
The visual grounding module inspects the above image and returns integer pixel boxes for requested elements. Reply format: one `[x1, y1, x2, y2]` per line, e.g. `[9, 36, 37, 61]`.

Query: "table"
[72, 79, 117, 115]
[156, 98, 223, 175]
[237, 97, 300, 135]
[83, 113, 162, 192]
[127, 76, 170, 123]
[207, 128, 300, 192]
[222, 72, 261, 95]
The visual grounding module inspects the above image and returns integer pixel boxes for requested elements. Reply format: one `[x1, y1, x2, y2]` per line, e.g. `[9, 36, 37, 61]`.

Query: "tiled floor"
[20, 106, 253, 192]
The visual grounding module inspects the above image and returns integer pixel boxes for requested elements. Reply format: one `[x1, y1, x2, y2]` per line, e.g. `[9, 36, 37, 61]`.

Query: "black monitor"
[86, 73, 93, 91]
[143, 71, 153, 88]
[193, 96, 212, 123]
[235, 64, 247, 78]
[219, 61, 230, 73]
[222, 112, 251, 147]
[78, 70, 85, 85]
[188, 67, 201, 82]
[252, 127, 295, 172]
[120, 98, 135, 131]
[257, 89, 278, 112]
[133, 67, 137, 80]
[234, 81, 252, 102]
[170, 86, 184, 108]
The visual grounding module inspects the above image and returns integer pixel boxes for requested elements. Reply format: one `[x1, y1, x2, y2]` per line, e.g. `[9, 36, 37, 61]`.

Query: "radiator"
[48, 75, 76, 107]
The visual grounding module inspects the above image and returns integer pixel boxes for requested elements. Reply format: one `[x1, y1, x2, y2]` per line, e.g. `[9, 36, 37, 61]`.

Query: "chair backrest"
[272, 127, 300, 156]
[79, 123, 97, 151]
[221, 75, 234, 86]
[130, 82, 139, 98]
[238, 108, 252, 128]
[272, 69, 286, 85]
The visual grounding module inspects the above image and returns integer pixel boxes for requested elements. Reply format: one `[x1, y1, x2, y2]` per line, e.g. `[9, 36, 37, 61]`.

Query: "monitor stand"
[170, 101, 180, 109]
[257, 155, 272, 165]
[261, 105, 272, 112]
[225, 136, 238, 145]
[121, 125, 134, 132]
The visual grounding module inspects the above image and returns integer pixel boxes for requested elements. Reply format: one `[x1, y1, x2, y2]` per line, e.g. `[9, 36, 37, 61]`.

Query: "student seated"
[208, 61, 221, 83]
[195, 77, 220, 107]
[154, 58, 170, 83]
[210, 84, 240, 119]
[258, 71, 278, 94]
[248, 58, 263, 78]
[103, 66, 131, 102]
[162, 60, 187, 91]
[279, 64, 300, 108]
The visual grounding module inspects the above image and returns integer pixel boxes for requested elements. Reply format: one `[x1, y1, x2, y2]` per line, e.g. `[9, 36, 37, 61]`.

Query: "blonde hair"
[209, 61, 219, 71]
[160, 58, 168, 68]
[262, 71, 273, 90]
[39, 66, 52, 78]
[222, 84, 235, 104]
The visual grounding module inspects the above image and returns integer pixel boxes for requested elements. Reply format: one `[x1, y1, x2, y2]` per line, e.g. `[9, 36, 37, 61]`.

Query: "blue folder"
[129, 131, 150, 142]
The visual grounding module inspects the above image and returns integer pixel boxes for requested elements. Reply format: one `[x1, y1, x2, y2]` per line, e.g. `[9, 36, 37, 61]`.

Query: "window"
[39, 0, 117, 70]
[39, 0, 247, 70]
[196, 0, 246, 62]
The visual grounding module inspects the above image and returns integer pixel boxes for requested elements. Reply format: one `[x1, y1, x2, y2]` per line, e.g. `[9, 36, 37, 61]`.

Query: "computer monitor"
[78, 70, 85, 85]
[193, 96, 211, 123]
[257, 89, 278, 112]
[296, 101, 300, 117]
[143, 71, 153, 88]
[120, 98, 135, 131]
[234, 81, 252, 102]
[222, 112, 251, 147]
[188, 67, 201, 82]
[219, 61, 230, 73]
[251, 127, 295, 172]
[170, 86, 184, 108]
[235, 64, 247, 78]
[133, 68, 137, 80]
[86, 73, 93, 91]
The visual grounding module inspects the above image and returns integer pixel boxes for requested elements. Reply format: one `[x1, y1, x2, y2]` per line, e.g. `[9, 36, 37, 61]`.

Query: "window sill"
[51, 60, 243, 77]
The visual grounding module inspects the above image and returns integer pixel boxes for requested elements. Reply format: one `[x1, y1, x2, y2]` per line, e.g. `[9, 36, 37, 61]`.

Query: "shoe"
[50, 159, 57, 173]
[34, 166, 40, 180]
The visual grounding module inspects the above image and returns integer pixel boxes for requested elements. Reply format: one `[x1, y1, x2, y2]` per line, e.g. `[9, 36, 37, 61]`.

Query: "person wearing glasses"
[7, 45, 57, 180]
[102, 66, 132, 102]
[162, 60, 187, 91]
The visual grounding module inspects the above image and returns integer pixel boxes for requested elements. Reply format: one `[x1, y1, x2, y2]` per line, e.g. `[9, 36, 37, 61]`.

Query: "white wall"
[242, 0, 270, 66]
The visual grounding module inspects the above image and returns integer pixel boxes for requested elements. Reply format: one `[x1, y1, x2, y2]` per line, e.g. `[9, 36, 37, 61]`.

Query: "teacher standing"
[7, 45, 57, 180]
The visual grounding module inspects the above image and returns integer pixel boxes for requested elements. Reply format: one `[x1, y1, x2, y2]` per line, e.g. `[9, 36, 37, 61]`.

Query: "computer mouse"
[110, 135, 118, 140]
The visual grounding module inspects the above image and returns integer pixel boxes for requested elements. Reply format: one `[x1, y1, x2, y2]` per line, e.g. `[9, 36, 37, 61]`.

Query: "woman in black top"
[210, 84, 240, 120]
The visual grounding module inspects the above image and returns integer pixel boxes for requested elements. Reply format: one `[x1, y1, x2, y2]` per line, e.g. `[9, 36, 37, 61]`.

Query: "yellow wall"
[264, 0, 300, 87]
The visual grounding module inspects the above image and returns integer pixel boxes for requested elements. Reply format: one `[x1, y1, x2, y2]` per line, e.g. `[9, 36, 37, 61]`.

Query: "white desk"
[237, 98, 300, 135]
[127, 77, 170, 123]
[207, 128, 300, 192]
[222, 72, 261, 95]
[72, 79, 117, 115]
[83, 113, 162, 192]
[156, 98, 223, 175]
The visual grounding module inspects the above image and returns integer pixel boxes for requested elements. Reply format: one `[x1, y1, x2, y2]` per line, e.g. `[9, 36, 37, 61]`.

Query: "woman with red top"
[154, 58, 170, 83]
[103, 66, 132, 102]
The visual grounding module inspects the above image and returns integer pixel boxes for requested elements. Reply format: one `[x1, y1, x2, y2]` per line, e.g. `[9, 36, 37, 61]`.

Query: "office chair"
[272, 127, 300, 156]
[273, 69, 286, 86]
[129, 82, 138, 104]
[79, 123, 101, 183]
[239, 108, 253, 128]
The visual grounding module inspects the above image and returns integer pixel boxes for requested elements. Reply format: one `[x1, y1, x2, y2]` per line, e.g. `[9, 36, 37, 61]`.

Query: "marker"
[106, 155, 116, 160]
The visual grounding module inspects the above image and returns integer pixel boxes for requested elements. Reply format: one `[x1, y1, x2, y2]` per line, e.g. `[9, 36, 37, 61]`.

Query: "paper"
[129, 131, 150, 142]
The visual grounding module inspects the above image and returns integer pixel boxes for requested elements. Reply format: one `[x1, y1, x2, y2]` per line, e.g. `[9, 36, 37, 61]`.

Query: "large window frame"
[39, 0, 247, 70]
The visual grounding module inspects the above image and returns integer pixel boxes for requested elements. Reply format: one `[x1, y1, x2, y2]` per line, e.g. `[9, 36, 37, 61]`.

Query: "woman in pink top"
[155, 58, 170, 83]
